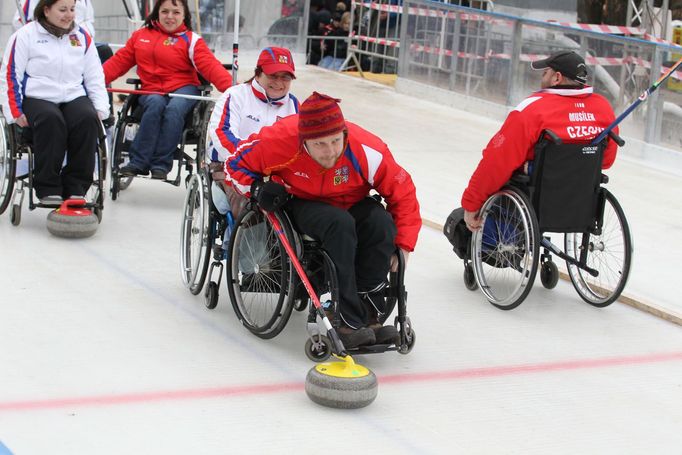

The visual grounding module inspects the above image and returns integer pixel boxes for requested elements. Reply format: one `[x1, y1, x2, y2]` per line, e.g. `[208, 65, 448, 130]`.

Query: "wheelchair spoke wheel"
[0, 116, 16, 215]
[565, 189, 632, 307]
[179, 173, 211, 295]
[227, 208, 295, 339]
[471, 187, 539, 310]
[109, 117, 135, 199]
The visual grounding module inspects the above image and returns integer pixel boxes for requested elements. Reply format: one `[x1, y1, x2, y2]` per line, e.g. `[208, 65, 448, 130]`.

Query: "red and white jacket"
[226, 116, 422, 252]
[461, 86, 618, 212]
[103, 23, 231, 93]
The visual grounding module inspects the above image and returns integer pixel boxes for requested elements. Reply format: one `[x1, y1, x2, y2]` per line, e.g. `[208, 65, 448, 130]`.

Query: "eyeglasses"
[265, 73, 294, 82]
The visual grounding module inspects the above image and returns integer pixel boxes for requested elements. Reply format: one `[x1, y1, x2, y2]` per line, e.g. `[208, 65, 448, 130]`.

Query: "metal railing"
[396, 0, 682, 149]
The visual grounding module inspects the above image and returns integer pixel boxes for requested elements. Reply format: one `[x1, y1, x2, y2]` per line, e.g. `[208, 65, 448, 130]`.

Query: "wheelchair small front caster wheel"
[94, 207, 103, 223]
[463, 263, 477, 291]
[205, 281, 219, 309]
[398, 328, 416, 354]
[540, 261, 559, 289]
[395, 316, 415, 354]
[294, 298, 308, 312]
[305, 335, 332, 362]
[10, 204, 21, 226]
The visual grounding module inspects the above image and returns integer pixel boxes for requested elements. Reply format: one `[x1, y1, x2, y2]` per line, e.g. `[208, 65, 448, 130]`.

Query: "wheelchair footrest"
[349, 344, 398, 355]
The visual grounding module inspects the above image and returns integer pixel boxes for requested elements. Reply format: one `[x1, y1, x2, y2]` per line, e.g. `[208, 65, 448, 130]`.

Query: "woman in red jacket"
[103, 0, 231, 179]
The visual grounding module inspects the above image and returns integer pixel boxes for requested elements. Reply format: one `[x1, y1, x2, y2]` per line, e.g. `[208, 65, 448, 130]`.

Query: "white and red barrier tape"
[368, 40, 682, 80]
[350, 0, 682, 49]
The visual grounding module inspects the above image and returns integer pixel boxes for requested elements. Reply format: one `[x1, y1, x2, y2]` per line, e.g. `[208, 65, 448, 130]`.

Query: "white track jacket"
[0, 21, 109, 123]
[208, 79, 299, 162]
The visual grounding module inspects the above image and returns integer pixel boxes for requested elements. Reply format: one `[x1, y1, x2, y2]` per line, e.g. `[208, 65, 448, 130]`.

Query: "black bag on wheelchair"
[444, 207, 471, 260]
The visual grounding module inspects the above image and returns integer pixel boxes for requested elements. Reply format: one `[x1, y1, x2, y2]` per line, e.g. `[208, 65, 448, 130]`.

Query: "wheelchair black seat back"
[109, 77, 215, 200]
[450, 129, 632, 311]
[0, 113, 106, 226]
[224, 203, 415, 361]
[528, 130, 605, 233]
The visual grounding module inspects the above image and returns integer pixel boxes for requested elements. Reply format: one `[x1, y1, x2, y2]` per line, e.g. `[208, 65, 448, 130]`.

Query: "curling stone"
[305, 355, 378, 409]
[46, 199, 99, 238]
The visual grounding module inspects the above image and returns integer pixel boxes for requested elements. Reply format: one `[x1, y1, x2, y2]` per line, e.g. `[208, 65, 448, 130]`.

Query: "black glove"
[250, 180, 290, 212]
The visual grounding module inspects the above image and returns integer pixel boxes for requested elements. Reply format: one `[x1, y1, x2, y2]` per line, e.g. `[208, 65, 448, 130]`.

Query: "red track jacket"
[462, 86, 618, 212]
[226, 115, 422, 252]
[103, 23, 231, 93]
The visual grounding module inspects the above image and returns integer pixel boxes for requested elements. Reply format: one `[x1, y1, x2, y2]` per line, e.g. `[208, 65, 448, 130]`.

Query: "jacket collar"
[151, 21, 189, 36]
[35, 19, 76, 38]
[250, 78, 286, 106]
[538, 86, 594, 97]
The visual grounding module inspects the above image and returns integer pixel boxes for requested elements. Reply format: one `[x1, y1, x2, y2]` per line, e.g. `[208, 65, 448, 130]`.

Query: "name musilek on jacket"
[568, 111, 596, 122]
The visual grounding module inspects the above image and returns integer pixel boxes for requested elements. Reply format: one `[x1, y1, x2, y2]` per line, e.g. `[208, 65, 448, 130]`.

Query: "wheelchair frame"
[109, 78, 215, 200]
[0, 113, 107, 226]
[463, 130, 632, 310]
[225, 202, 416, 362]
[180, 166, 234, 309]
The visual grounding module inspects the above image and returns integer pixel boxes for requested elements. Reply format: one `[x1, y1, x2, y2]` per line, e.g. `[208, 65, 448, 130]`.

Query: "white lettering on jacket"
[566, 125, 604, 139]
[568, 111, 596, 122]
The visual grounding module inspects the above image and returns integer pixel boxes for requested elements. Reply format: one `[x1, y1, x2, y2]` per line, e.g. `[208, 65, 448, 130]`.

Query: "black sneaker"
[119, 164, 146, 177]
[337, 326, 376, 349]
[151, 169, 168, 180]
[370, 324, 400, 345]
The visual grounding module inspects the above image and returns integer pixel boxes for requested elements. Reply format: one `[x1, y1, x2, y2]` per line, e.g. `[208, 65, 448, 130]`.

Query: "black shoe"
[119, 164, 146, 177]
[337, 326, 376, 349]
[370, 324, 400, 345]
[151, 169, 168, 180]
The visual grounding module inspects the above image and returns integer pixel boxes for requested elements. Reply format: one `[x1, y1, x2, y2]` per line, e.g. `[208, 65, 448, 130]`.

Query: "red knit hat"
[298, 92, 346, 141]
[257, 47, 296, 77]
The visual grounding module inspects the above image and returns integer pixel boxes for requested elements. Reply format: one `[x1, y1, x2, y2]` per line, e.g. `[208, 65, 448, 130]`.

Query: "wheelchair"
[179, 163, 235, 309]
[458, 129, 632, 310]
[224, 199, 416, 362]
[109, 78, 215, 200]
[0, 112, 107, 225]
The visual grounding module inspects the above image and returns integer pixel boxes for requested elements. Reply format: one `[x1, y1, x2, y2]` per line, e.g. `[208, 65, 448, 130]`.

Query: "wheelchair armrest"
[510, 172, 530, 185]
[125, 78, 142, 87]
[608, 130, 625, 147]
[601, 173, 609, 184]
[541, 129, 562, 145]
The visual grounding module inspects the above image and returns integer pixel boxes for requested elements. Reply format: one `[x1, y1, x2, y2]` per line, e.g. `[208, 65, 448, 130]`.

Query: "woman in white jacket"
[208, 46, 299, 215]
[1, 0, 109, 203]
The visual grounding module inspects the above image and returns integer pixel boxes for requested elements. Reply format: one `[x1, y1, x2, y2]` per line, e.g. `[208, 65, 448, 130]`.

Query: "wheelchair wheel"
[304, 335, 332, 362]
[0, 116, 16, 215]
[463, 262, 477, 291]
[109, 117, 134, 200]
[227, 208, 296, 339]
[540, 261, 559, 289]
[205, 281, 219, 309]
[396, 316, 416, 355]
[565, 189, 632, 307]
[471, 186, 540, 310]
[196, 101, 215, 166]
[10, 203, 21, 226]
[179, 173, 211, 295]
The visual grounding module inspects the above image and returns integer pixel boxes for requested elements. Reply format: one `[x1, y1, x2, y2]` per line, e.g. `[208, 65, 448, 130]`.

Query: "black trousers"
[22, 96, 99, 199]
[285, 197, 397, 329]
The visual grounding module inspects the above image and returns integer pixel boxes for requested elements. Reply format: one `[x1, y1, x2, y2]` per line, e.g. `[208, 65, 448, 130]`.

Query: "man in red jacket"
[462, 51, 618, 231]
[227, 92, 421, 348]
